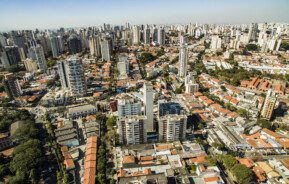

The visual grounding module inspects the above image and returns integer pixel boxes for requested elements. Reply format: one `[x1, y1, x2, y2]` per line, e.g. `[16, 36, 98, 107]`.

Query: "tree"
[190, 164, 197, 173]
[220, 85, 227, 92]
[207, 156, 217, 166]
[237, 109, 248, 118]
[106, 116, 116, 128]
[10, 139, 43, 179]
[257, 118, 272, 129]
[12, 122, 38, 143]
[280, 42, 289, 51]
[47, 60, 57, 68]
[139, 52, 156, 64]
[245, 44, 259, 51]
[231, 164, 253, 184]
[219, 155, 238, 169]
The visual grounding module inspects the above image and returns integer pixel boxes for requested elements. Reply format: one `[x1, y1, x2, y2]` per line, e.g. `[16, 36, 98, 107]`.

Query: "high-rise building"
[23, 58, 38, 72]
[29, 44, 47, 71]
[100, 37, 112, 61]
[57, 57, 87, 96]
[144, 27, 150, 44]
[57, 36, 64, 53]
[158, 114, 187, 142]
[178, 45, 188, 78]
[249, 23, 258, 41]
[143, 82, 154, 132]
[210, 35, 222, 51]
[117, 94, 142, 118]
[185, 72, 199, 93]
[0, 46, 21, 69]
[117, 116, 147, 145]
[89, 35, 101, 57]
[1, 73, 22, 100]
[117, 55, 129, 79]
[261, 89, 276, 120]
[153, 28, 158, 42]
[132, 25, 140, 45]
[68, 34, 82, 54]
[0, 34, 7, 47]
[157, 28, 165, 45]
[50, 36, 60, 58]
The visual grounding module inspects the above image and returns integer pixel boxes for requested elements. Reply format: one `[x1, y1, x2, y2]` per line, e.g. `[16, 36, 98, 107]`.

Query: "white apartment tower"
[100, 37, 111, 61]
[117, 116, 147, 145]
[57, 57, 87, 96]
[132, 25, 140, 45]
[210, 35, 222, 51]
[261, 89, 276, 120]
[158, 114, 187, 142]
[31, 44, 47, 71]
[185, 72, 199, 93]
[143, 82, 154, 132]
[178, 44, 188, 78]
[117, 94, 142, 118]
[117, 55, 129, 79]
[157, 28, 165, 45]
[144, 26, 150, 44]
[89, 35, 101, 57]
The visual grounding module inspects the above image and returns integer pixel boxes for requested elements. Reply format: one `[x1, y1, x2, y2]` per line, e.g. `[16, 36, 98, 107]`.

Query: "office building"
[57, 57, 87, 96]
[143, 82, 154, 132]
[117, 115, 147, 145]
[261, 89, 276, 120]
[178, 45, 188, 77]
[1, 73, 22, 100]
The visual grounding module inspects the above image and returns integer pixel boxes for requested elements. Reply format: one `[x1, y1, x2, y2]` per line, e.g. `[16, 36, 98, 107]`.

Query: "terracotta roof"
[139, 156, 154, 161]
[156, 144, 174, 151]
[237, 157, 254, 168]
[203, 176, 219, 183]
[253, 166, 266, 182]
[262, 128, 284, 139]
[123, 155, 135, 164]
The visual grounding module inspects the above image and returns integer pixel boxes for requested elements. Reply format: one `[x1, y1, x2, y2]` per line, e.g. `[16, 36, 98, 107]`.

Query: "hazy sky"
[0, 0, 288, 30]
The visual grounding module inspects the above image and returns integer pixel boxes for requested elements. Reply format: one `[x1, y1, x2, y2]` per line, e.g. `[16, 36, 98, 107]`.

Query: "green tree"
[231, 164, 253, 184]
[10, 139, 43, 178]
[106, 116, 116, 128]
[257, 118, 272, 129]
[245, 44, 259, 51]
[219, 155, 238, 169]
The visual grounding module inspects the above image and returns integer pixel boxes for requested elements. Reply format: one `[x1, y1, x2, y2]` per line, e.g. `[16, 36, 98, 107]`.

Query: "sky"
[0, 0, 288, 31]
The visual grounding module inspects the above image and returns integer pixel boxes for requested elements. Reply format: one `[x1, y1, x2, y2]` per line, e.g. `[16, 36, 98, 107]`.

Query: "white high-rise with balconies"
[210, 35, 222, 51]
[57, 57, 87, 96]
[178, 44, 188, 78]
[143, 82, 154, 132]
[132, 25, 140, 45]
[117, 115, 147, 145]
[158, 114, 187, 142]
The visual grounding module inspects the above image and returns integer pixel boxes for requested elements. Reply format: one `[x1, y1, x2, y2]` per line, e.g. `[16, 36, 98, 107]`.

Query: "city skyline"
[0, 0, 289, 31]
